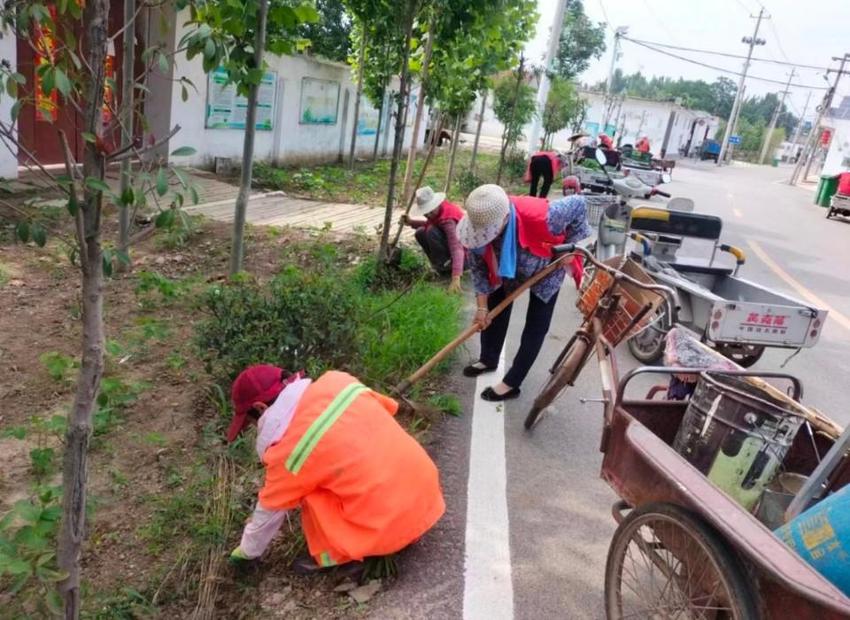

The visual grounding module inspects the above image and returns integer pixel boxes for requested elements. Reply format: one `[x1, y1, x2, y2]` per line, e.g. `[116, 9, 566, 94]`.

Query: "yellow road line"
[733, 208, 743, 218]
[746, 239, 850, 332]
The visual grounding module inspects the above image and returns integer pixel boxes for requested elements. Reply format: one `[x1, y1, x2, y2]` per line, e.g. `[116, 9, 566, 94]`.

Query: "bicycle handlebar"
[553, 244, 680, 324]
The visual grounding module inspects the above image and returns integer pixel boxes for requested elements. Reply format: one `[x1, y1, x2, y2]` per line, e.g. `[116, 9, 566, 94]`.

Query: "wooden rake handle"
[393, 253, 572, 396]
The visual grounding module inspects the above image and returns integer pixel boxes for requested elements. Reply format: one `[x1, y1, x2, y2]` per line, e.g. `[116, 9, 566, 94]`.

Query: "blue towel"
[498, 205, 518, 279]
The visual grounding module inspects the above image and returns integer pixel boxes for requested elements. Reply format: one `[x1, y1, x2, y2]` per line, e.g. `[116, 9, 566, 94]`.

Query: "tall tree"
[492, 58, 536, 183]
[181, 0, 318, 274]
[541, 77, 584, 147]
[299, 0, 353, 62]
[0, 1, 197, 615]
[552, 0, 606, 79]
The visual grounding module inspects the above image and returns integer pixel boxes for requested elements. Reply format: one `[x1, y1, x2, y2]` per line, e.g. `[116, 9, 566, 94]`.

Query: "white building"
[467, 88, 720, 159]
[0, 4, 426, 180]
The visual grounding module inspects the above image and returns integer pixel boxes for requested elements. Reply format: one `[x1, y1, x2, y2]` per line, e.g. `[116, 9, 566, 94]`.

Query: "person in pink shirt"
[402, 186, 466, 293]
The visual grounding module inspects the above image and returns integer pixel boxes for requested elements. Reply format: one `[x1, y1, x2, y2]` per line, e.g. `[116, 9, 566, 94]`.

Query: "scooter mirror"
[595, 148, 608, 166]
[661, 172, 672, 184]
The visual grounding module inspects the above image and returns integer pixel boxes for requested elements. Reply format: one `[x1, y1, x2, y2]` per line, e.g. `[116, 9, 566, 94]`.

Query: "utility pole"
[527, 0, 569, 156]
[601, 27, 628, 131]
[759, 69, 794, 165]
[790, 89, 812, 148]
[718, 7, 767, 166]
[790, 53, 849, 185]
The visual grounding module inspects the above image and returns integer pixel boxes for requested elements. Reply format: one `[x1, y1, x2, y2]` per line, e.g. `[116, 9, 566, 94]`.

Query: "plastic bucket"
[673, 373, 805, 511]
[775, 484, 850, 596]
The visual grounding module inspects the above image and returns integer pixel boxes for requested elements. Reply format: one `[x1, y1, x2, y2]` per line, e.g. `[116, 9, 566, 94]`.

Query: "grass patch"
[253, 148, 528, 205]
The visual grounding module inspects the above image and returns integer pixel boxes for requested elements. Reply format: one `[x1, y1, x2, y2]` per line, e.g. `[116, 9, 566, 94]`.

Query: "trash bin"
[816, 174, 840, 207]
[771, 157, 779, 167]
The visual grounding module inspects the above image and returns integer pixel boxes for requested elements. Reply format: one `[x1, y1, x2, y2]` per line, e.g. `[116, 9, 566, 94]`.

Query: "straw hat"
[413, 186, 446, 216]
[457, 184, 510, 249]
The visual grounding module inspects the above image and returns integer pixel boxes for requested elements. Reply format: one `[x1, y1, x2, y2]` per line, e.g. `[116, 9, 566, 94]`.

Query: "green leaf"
[158, 53, 169, 74]
[181, 83, 188, 102]
[15, 221, 29, 243]
[53, 67, 72, 97]
[170, 146, 196, 157]
[31, 224, 47, 248]
[85, 177, 110, 193]
[10, 100, 21, 122]
[6, 77, 17, 98]
[190, 185, 200, 205]
[3, 426, 27, 440]
[66, 193, 79, 216]
[116, 249, 131, 266]
[119, 186, 134, 206]
[10, 72, 26, 85]
[155, 209, 175, 228]
[156, 168, 168, 196]
[102, 251, 113, 278]
[203, 38, 216, 60]
[81, 132, 97, 144]
[172, 167, 188, 188]
[41, 67, 55, 95]
[12, 500, 40, 524]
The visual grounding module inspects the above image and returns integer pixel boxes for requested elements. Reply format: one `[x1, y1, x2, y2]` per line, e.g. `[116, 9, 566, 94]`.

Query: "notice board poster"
[206, 67, 277, 130]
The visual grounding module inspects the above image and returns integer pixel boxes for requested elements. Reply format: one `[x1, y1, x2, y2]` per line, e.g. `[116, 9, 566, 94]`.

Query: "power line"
[596, 0, 615, 34]
[622, 37, 830, 89]
[767, 19, 791, 63]
[624, 37, 830, 73]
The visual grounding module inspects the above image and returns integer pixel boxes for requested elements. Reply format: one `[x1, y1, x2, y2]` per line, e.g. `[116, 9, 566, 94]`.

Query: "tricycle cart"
[624, 206, 828, 367]
[826, 193, 850, 220]
[600, 364, 850, 619]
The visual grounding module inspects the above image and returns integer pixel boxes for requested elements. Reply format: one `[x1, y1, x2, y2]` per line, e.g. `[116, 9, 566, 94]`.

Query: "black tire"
[826, 207, 834, 219]
[524, 337, 590, 430]
[713, 343, 765, 368]
[627, 309, 667, 364]
[605, 502, 758, 620]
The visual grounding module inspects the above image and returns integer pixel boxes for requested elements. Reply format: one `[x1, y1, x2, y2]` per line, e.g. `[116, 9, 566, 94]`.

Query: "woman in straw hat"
[457, 184, 590, 401]
[401, 186, 466, 293]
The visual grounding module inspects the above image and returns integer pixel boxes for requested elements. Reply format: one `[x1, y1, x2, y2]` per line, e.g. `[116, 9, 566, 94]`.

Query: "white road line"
[463, 350, 513, 620]
[733, 208, 743, 218]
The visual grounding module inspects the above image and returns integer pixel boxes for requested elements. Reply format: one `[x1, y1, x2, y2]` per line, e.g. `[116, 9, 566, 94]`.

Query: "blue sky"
[527, 0, 850, 121]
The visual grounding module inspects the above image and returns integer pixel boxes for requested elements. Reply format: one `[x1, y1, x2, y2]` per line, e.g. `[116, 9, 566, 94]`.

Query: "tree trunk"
[117, 0, 135, 270]
[348, 25, 367, 169]
[444, 114, 462, 193]
[372, 95, 384, 161]
[378, 13, 414, 267]
[400, 14, 435, 207]
[497, 56, 524, 185]
[57, 1, 110, 617]
[470, 89, 487, 174]
[229, 0, 268, 275]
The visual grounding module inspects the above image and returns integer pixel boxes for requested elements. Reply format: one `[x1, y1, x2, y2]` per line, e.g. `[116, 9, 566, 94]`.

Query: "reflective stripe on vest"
[285, 382, 368, 474]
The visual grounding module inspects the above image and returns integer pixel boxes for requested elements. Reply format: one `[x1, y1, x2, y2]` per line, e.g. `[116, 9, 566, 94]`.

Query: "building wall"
[0, 31, 16, 178]
[466, 89, 719, 159]
[167, 8, 419, 169]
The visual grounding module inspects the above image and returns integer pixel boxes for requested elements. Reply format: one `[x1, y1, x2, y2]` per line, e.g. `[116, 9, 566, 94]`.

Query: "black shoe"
[463, 363, 497, 377]
[480, 386, 521, 402]
[291, 554, 364, 578]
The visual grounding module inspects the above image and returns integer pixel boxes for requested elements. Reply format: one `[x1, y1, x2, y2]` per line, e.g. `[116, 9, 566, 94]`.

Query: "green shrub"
[196, 268, 364, 383]
[505, 149, 528, 180]
[355, 247, 427, 291]
[457, 168, 484, 197]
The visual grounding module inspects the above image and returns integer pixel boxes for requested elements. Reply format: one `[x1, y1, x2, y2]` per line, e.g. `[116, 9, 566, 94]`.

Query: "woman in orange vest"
[524, 151, 562, 198]
[227, 365, 445, 572]
[457, 185, 591, 401]
[401, 186, 466, 293]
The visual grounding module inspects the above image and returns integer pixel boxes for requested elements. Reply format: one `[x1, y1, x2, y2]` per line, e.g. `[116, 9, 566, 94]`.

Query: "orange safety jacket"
[258, 371, 445, 567]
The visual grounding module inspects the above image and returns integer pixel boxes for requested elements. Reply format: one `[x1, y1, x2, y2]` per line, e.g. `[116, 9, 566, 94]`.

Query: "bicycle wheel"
[627, 308, 667, 364]
[524, 336, 590, 430]
[605, 502, 758, 620]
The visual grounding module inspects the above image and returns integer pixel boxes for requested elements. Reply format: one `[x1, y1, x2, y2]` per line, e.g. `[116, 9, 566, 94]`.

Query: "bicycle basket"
[585, 194, 618, 228]
[576, 257, 663, 346]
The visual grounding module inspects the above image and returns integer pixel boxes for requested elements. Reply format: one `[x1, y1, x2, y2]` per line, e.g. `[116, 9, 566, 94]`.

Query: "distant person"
[401, 186, 465, 293]
[457, 185, 590, 401]
[636, 136, 651, 154]
[524, 150, 562, 198]
[562, 175, 582, 196]
[227, 365, 445, 573]
[598, 133, 614, 150]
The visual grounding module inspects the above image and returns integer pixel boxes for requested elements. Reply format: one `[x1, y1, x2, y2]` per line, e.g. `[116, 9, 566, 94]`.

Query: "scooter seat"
[630, 207, 723, 241]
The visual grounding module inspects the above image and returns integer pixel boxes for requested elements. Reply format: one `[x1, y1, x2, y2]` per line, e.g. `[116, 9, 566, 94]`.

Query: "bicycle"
[524, 245, 679, 430]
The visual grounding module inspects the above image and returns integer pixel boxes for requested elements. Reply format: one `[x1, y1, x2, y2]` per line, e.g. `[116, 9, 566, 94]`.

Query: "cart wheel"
[524, 336, 590, 430]
[605, 503, 758, 620]
[826, 208, 834, 219]
[713, 343, 765, 368]
[626, 309, 667, 364]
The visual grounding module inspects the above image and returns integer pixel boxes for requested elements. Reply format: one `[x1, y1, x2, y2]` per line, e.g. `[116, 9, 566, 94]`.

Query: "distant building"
[0, 4, 425, 180]
[465, 88, 720, 159]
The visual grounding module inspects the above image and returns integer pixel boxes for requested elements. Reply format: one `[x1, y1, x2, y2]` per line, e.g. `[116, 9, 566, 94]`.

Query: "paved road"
[372, 160, 850, 619]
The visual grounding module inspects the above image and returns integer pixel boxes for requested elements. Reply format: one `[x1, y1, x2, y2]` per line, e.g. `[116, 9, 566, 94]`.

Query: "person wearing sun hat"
[226, 364, 445, 573]
[458, 184, 590, 401]
[401, 186, 466, 292]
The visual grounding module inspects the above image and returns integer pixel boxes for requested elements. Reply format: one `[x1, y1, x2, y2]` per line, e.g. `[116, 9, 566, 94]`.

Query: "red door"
[16, 0, 135, 167]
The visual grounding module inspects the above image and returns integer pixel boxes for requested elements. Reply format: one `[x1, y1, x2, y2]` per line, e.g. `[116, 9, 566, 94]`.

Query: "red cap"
[227, 365, 302, 442]
[562, 176, 582, 195]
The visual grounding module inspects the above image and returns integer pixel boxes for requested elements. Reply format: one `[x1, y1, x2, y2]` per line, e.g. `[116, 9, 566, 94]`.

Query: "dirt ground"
[0, 214, 410, 617]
